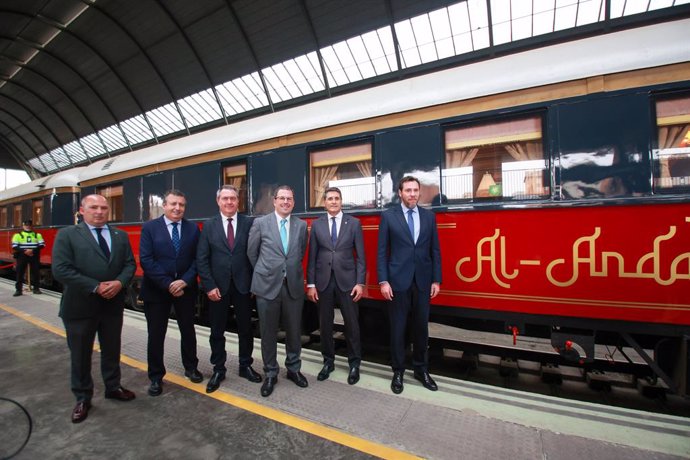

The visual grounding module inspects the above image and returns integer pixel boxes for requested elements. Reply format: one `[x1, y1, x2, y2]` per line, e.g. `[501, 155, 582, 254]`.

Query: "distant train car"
[0, 168, 83, 288]
[1, 19, 689, 394]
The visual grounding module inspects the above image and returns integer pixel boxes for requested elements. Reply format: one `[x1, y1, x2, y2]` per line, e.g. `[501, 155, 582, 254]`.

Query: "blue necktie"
[331, 217, 337, 247]
[280, 219, 288, 254]
[95, 227, 110, 258]
[171, 222, 180, 254]
[407, 209, 415, 243]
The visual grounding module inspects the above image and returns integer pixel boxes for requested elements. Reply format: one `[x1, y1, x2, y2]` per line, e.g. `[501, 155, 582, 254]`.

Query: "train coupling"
[551, 328, 595, 364]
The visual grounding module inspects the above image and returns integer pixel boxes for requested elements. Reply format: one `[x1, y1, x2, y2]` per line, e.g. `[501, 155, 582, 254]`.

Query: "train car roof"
[0, 167, 84, 202]
[77, 18, 690, 183]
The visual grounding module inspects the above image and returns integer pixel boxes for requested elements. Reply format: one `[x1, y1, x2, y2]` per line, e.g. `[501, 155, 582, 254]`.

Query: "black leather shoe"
[148, 380, 162, 397]
[105, 387, 136, 401]
[184, 368, 204, 383]
[206, 371, 225, 393]
[13, 291, 21, 297]
[33, 289, 42, 294]
[239, 366, 262, 383]
[347, 367, 360, 385]
[391, 371, 404, 394]
[261, 377, 276, 397]
[286, 370, 308, 388]
[414, 371, 438, 391]
[317, 363, 335, 381]
[71, 401, 91, 423]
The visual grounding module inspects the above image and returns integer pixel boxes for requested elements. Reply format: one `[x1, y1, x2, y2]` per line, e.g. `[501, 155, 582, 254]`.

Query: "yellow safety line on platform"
[0, 303, 418, 460]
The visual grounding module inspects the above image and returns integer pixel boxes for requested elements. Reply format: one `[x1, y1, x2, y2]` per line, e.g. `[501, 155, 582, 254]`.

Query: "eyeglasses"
[275, 196, 294, 202]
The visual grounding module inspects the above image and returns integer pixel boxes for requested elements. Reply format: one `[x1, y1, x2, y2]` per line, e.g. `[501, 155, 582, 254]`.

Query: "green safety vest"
[12, 231, 45, 251]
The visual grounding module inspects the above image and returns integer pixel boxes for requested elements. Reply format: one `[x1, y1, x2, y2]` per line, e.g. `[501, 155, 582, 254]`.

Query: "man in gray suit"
[247, 185, 308, 397]
[52, 194, 137, 423]
[307, 187, 365, 385]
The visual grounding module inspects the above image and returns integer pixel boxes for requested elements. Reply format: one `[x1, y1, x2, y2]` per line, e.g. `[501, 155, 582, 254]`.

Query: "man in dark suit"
[307, 187, 365, 385]
[247, 185, 308, 397]
[52, 194, 137, 423]
[139, 190, 203, 397]
[378, 176, 442, 395]
[197, 185, 262, 394]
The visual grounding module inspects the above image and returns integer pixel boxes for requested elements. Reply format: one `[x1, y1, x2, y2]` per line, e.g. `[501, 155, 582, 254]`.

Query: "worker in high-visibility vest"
[12, 219, 45, 296]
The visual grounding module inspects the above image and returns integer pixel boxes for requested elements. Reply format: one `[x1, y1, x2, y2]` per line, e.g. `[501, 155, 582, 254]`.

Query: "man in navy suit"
[139, 190, 203, 397]
[378, 176, 442, 394]
[307, 187, 366, 385]
[197, 185, 262, 394]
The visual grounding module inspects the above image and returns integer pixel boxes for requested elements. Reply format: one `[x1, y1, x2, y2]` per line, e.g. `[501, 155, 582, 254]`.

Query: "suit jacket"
[307, 213, 365, 292]
[52, 222, 136, 320]
[377, 206, 442, 291]
[196, 213, 254, 295]
[139, 216, 199, 302]
[247, 213, 308, 300]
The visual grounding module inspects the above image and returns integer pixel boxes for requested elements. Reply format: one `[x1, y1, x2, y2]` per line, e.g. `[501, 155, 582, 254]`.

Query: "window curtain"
[313, 165, 338, 207]
[227, 176, 243, 189]
[446, 148, 478, 168]
[504, 141, 542, 160]
[355, 161, 372, 178]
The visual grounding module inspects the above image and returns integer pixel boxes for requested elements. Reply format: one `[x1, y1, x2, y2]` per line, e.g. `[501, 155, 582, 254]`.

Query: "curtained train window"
[32, 199, 43, 226]
[442, 114, 548, 201]
[309, 140, 374, 209]
[0, 207, 7, 228]
[222, 162, 248, 213]
[96, 184, 124, 222]
[13, 204, 22, 227]
[654, 95, 690, 193]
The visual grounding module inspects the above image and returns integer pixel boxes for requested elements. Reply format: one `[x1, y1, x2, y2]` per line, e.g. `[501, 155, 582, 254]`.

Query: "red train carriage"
[1, 20, 689, 395]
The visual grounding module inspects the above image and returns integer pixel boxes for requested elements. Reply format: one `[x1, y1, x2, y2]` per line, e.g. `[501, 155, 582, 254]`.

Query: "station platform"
[1, 283, 689, 460]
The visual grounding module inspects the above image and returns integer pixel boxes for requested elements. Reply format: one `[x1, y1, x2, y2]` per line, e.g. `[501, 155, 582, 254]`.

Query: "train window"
[654, 96, 690, 193]
[442, 115, 548, 201]
[0, 207, 7, 227]
[13, 204, 21, 227]
[96, 184, 124, 222]
[32, 200, 43, 226]
[309, 141, 374, 209]
[222, 162, 248, 213]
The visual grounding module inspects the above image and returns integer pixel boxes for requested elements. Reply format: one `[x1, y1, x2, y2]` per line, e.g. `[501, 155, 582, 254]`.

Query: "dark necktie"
[331, 216, 337, 247]
[95, 227, 110, 258]
[227, 217, 234, 250]
[407, 209, 415, 242]
[171, 222, 180, 254]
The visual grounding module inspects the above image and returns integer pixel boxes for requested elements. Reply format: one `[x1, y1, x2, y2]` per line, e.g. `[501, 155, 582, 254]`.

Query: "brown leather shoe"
[104, 387, 136, 401]
[72, 401, 91, 423]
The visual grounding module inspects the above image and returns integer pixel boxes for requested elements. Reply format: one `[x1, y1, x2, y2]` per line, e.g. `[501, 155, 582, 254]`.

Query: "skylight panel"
[467, 0, 491, 50]
[533, 3, 556, 36]
[216, 72, 269, 116]
[51, 147, 72, 168]
[98, 125, 128, 151]
[576, 0, 604, 25]
[62, 141, 86, 163]
[344, 37, 377, 79]
[147, 103, 185, 137]
[286, 53, 325, 93]
[41, 152, 58, 172]
[429, 8, 455, 59]
[178, 89, 223, 127]
[359, 28, 397, 75]
[262, 66, 292, 103]
[121, 115, 155, 145]
[554, 0, 578, 31]
[320, 47, 349, 87]
[334, 40, 364, 81]
[28, 158, 45, 173]
[80, 134, 106, 157]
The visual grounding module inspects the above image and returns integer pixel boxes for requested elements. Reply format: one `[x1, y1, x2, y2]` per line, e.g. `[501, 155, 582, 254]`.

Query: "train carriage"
[1, 18, 689, 395]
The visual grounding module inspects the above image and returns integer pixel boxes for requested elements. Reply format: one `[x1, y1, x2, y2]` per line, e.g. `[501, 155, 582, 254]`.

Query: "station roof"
[1, 0, 688, 177]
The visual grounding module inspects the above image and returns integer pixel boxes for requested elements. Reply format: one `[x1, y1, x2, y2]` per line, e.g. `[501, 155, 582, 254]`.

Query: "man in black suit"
[139, 190, 203, 397]
[197, 185, 262, 393]
[52, 194, 137, 423]
[378, 176, 442, 394]
[307, 187, 365, 385]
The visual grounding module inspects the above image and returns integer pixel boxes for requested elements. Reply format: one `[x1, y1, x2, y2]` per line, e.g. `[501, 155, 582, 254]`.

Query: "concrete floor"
[1, 285, 689, 460]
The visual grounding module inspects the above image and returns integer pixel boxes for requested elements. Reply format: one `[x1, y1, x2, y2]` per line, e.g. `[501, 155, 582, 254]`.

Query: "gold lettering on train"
[456, 229, 518, 288]
[457, 220, 690, 288]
